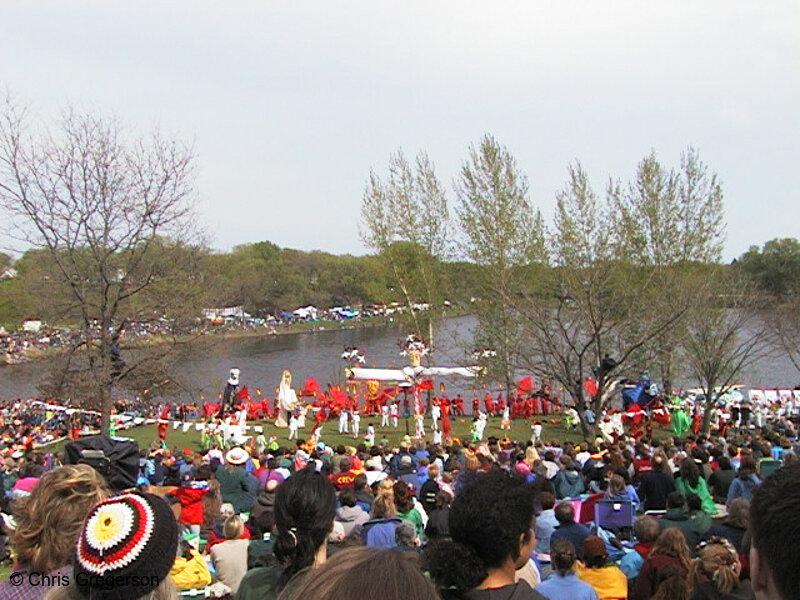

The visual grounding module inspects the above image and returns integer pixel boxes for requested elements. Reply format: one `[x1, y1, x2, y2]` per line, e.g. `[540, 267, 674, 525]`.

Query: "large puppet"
[275, 369, 298, 428]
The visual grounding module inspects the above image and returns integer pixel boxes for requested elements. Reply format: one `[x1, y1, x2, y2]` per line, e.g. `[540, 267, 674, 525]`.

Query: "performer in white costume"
[275, 369, 297, 428]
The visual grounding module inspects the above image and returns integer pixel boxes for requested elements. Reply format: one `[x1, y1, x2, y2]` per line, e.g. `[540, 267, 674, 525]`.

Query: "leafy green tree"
[455, 134, 546, 395]
[361, 149, 450, 355]
[737, 238, 800, 300]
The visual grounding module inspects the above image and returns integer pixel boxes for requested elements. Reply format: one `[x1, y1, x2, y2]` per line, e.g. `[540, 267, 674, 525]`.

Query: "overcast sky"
[1, 1, 797, 261]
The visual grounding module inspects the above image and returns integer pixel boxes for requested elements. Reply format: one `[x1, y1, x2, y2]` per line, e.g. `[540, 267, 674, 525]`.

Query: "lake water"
[0, 315, 796, 401]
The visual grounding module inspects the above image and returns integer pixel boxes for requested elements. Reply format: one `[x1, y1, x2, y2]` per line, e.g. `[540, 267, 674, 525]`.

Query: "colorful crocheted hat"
[74, 492, 178, 600]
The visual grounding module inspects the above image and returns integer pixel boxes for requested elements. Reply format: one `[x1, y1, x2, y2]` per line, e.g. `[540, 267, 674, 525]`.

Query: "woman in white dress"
[275, 369, 297, 428]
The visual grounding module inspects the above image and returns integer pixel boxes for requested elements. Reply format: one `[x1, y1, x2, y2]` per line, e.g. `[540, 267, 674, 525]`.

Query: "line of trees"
[1, 95, 796, 438]
[361, 135, 792, 438]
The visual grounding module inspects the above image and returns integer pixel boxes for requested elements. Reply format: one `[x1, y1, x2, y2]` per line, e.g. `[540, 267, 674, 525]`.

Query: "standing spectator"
[216, 447, 251, 513]
[425, 491, 452, 541]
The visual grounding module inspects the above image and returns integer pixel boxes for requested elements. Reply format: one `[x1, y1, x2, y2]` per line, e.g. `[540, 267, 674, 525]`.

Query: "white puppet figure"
[431, 402, 441, 432]
[381, 403, 390, 427]
[288, 408, 299, 441]
[351, 409, 361, 439]
[275, 370, 298, 428]
[414, 413, 426, 439]
[390, 402, 399, 428]
[338, 407, 349, 434]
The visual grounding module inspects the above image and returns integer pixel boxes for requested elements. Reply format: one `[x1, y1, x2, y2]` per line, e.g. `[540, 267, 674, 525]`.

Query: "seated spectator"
[0, 464, 109, 600]
[282, 546, 438, 600]
[535, 491, 559, 555]
[707, 455, 735, 503]
[236, 468, 337, 600]
[353, 473, 374, 510]
[604, 474, 631, 503]
[619, 516, 660, 580]
[395, 520, 420, 550]
[726, 457, 760, 509]
[330, 457, 357, 490]
[216, 448, 252, 513]
[686, 493, 713, 538]
[211, 515, 250, 594]
[553, 456, 585, 499]
[425, 470, 546, 599]
[363, 493, 403, 548]
[424, 490, 452, 541]
[634, 528, 692, 600]
[574, 535, 627, 600]
[536, 539, 599, 600]
[550, 501, 591, 560]
[251, 478, 279, 534]
[394, 479, 425, 543]
[649, 563, 688, 600]
[688, 537, 754, 600]
[675, 458, 716, 517]
[207, 502, 251, 550]
[658, 492, 702, 552]
[419, 463, 441, 514]
[703, 497, 748, 554]
[48, 492, 179, 600]
[637, 455, 674, 512]
[749, 460, 800, 600]
[335, 486, 369, 538]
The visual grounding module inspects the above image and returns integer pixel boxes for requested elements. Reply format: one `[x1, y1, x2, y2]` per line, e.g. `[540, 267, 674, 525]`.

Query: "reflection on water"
[0, 315, 796, 401]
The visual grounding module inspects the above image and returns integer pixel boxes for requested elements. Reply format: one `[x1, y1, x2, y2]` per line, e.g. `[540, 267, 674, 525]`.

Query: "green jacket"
[674, 476, 717, 516]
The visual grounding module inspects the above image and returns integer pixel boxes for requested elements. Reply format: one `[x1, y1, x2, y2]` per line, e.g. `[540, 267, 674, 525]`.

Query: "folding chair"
[594, 500, 635, 530]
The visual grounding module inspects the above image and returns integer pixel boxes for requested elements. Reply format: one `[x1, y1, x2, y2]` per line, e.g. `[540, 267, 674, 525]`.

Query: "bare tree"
[516, 162, 688, 439]
[683, 270, 776, 434]
[0, 99, 200, 431]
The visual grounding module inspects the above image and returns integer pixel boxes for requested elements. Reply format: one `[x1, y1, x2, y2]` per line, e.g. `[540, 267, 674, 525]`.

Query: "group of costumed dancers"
[155, 344, 800, 450]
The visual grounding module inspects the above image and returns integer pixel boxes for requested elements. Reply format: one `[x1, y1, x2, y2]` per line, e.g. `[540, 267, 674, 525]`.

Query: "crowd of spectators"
[0, 409, 797, 600]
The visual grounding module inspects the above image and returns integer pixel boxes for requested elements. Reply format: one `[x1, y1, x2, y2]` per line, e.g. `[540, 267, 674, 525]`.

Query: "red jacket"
[171, 487, 208, 525]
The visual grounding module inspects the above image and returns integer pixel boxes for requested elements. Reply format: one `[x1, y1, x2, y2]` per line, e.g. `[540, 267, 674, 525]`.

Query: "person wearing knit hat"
[49, 492, 179, 600]
[574, 535, 627, 600]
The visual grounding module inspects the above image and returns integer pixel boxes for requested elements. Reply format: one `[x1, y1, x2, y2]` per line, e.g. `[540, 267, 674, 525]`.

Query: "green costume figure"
[109, 420, 117, 437]
[200, 428, 211, 451]
[470, 419, 480, 443]
[672, 408, 691, 438]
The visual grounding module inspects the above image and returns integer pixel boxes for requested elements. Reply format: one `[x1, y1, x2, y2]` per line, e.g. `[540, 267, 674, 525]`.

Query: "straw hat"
[226, 447, 250, 465]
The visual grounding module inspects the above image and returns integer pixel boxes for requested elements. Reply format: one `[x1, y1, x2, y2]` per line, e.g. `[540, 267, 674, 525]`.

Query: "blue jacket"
[726, 474, 760, 508]
[536, 572, 599, 600]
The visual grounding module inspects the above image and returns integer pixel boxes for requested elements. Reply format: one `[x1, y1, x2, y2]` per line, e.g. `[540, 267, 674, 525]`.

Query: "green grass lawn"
[43, 415, 590, 455]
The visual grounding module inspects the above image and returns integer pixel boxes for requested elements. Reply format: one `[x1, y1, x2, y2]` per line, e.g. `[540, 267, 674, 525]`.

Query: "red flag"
[517, 376, 533, 395]
[236, 386, 250, 402]
[584, 378, 598, 399]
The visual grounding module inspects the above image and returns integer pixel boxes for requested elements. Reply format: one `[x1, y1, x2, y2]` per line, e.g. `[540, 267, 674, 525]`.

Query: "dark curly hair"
[424, 469, 535, 596]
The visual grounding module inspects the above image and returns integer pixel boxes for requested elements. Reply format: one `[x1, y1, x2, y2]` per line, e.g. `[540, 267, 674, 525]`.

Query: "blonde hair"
[223, 515, 244, 539]
[12, 464, 109, 573]
[689, 539, 741, 595]
[371, 493, 397, 519]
